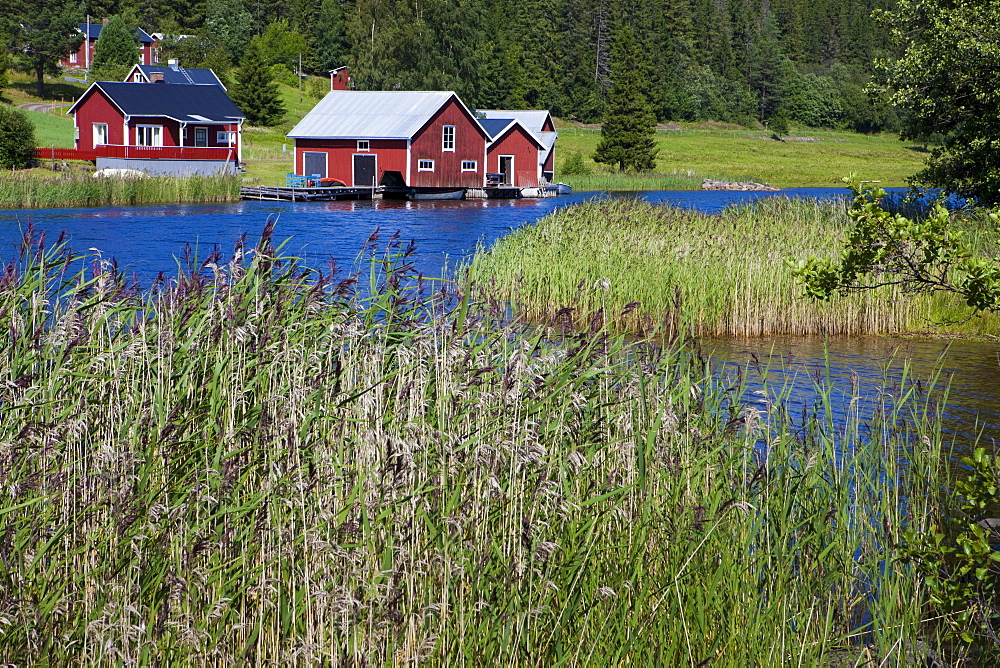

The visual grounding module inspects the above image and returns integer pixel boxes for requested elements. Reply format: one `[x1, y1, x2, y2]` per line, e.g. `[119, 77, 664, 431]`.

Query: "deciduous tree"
[878, 0, 1000, 204]
[792, 179, 1000, 314]
[593, 27, 658, 172]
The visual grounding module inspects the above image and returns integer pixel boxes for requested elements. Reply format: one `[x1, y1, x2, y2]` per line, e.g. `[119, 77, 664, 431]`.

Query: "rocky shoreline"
[701, 178, 780, 192]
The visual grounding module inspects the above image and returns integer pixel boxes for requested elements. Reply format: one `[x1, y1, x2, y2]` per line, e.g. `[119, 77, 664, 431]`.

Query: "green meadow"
[556, 124, 926, 189]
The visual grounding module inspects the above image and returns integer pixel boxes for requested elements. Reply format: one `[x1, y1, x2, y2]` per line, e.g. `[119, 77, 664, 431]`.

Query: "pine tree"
[593, 26, 658, 172]
[91, 16, 140, 82]
[11, 0, 84, 97]
[230, 42, 285, 126]
[0, 33, 10, 94]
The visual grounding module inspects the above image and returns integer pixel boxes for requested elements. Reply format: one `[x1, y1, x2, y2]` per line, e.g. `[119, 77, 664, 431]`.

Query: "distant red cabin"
[288, 91, 488, 188]
[61, 21, 156, 69]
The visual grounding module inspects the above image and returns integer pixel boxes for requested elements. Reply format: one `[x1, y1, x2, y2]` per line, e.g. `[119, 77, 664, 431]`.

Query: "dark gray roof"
[480, 118, 516, 139]
[132, 65, 225, 88]
[69, 82, 245, 123]
[79, 23, 154, 43]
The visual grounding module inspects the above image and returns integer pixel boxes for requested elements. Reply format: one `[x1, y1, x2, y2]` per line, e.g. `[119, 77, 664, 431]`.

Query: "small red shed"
[481, 118, 546, 187]
[287, 90, 489, 189]
[329, 66, 351, 91]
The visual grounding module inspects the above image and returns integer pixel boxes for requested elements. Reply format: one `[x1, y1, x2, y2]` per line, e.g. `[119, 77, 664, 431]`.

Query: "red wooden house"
[61, 21, 156, 69]
[67, 82, 245, 175]
[287, 91, 489, 189]
[481, 118, 546, 187]
[479, 109, 557, 183]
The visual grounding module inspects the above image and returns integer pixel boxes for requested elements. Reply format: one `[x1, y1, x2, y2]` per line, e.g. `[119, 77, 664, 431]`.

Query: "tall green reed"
[0, 226, 971, 663]
[466, 197, 1000, 337]
[0, 173, 241, 208]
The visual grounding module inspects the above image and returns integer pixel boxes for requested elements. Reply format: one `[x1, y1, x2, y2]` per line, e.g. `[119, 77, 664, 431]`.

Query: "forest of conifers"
[71, 0, 902, 131]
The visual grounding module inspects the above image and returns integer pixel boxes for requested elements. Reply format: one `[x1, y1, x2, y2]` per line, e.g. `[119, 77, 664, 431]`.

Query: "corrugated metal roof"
[134, 65, 225, 88]
[69, 82, 245, 122]
[287, 91, 461, 139]
[478, 109, 553, 135]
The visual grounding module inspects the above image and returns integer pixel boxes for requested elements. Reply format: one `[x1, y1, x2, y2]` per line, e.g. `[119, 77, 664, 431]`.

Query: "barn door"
[499, 156, 514, 185]
[353, 154, 377, 187]
[303, 152, 327, 178]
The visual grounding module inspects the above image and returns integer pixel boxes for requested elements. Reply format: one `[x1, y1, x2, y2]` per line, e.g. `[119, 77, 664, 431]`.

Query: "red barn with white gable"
[481, 118, 545, 187]
[287, 91, 488, 188]
[479, 109, 557, 183]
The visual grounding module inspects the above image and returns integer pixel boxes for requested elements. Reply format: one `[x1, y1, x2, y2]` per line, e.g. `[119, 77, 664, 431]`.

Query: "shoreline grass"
[0, 172, 241, 209]
[0, 228, 986, 663]
[465, 197, 1000, 338]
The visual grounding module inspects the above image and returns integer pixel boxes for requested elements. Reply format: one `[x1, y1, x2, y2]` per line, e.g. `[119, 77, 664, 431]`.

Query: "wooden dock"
[240, 185, 380, 201]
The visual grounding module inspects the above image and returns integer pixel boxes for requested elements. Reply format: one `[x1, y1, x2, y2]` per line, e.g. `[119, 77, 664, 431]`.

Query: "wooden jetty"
[240, 185, 380, 201]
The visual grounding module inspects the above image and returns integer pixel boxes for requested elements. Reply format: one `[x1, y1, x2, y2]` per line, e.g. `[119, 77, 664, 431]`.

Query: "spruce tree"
[91, 16, 140, 82]
[230, 42, 285, 127]
[593, 27, 658, 172]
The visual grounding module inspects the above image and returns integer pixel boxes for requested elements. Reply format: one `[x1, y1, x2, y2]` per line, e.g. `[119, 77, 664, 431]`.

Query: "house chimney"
[150, 72, 164, 83]
[168, 59, 180, 71]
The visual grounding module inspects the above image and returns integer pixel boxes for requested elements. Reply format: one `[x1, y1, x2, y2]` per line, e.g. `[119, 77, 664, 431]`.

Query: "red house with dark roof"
[287, 90, 488, 189]
[67, 81, 245, 175]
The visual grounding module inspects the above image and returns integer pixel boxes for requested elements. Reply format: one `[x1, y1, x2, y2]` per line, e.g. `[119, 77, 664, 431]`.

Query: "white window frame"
[357, 140, 369, 152]
[70, 51, 78, 64]
[418, 159, 434, 171]
[442, 126, 455, 152]
[133, 73, 143, 82]
[194, 127, 208, 147]
[93, 123, 108, 148]
[217, 131, 235, 144]
[461, 160, 477, 172]
[135, 124, 163, 147]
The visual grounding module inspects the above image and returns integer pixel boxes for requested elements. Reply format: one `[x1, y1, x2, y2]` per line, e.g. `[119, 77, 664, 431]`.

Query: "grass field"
[0, 229, 978, 663]
[556, 124, 926, 189]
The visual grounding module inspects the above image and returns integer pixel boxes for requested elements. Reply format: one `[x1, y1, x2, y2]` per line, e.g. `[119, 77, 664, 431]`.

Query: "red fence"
[35, 147, 96, 161]
[34, 146, 235, 162]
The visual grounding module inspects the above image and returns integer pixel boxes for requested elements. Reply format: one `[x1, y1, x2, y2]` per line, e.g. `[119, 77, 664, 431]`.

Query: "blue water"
[0, 187, 863, 282]
[1, 186, 996, 443]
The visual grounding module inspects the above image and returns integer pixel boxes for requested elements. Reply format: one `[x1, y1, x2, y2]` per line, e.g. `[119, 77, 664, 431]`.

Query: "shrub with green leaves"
[0, 105, 36, 169]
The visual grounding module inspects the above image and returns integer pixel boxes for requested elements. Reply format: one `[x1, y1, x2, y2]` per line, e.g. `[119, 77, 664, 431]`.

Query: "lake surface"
[2, 187, 997, 444]
[0, 187, 864, 282]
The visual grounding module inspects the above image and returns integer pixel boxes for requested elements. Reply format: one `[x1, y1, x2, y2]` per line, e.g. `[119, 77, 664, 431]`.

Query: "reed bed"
[0, 173, 241, 209]
[466, 197, 1000, 337]
[0, 227, 975, 664]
